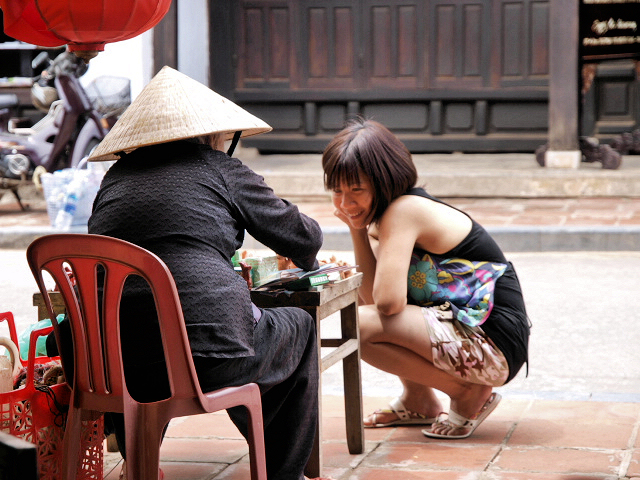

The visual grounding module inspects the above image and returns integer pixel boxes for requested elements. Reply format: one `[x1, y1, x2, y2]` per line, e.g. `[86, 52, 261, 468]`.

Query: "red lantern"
[0, 0, 171, 61]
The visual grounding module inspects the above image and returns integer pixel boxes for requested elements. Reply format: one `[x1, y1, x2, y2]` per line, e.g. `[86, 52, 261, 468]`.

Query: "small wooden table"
[33, 291, 66, 321]
[250, 272, 364, 478]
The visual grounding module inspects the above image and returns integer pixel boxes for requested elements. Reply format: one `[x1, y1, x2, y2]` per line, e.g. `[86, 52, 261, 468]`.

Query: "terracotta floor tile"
[492, 446, 626, 474]
[523, 400, 640, 424]
[160, 462, 227, 480]
[490, 398, 532, 419]
[620, 215, 640, 225]
[322, 414, 353, 441]
[479, 473, 619, 480]
[103, 460, 224, 480]
[159, 437, 248, 464]
[363, 425, 397, 442]
[165, 412, 241, 439]
[384, 426, 432, 443]
[628, 449, 640, 477]
[564, 217, 619, 225]
[361, 395, 394, 412]
[313, 465, 351, 480]
[321, 394, 349, 415]
[472, 214, 521, 226]
[182, 462, 245, 480]
[321, 440, 376, 469]
[513, 216, 567, 226]
[103, 449, 124, 473]
[344, 468, 467, 479]
[509, 418, 635, 449]
[361, 442, 500, 470]
[103, 463, 121, 480]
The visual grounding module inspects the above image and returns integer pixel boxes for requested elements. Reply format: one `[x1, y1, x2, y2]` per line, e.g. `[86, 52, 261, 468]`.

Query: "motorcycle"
[0, 50, 130, 194]
[0, 92, 21, 133]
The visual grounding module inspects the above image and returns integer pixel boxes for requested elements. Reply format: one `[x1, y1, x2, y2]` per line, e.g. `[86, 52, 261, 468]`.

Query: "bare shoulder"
[386, 194, 427, 214]
[385, 193, 447, 221]
[376, 194, 437, 238]
[383, 193, 472, 253]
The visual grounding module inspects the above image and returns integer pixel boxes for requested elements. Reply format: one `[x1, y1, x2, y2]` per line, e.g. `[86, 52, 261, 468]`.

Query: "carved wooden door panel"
[234, 1, 294, 89]
[234, 0, 428, 91]
[298, 1, 362, 89]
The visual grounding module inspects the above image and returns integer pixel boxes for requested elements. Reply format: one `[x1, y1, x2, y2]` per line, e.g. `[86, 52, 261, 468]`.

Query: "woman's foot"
[423, 390, 501, 439]
[364, 397, 441, 427]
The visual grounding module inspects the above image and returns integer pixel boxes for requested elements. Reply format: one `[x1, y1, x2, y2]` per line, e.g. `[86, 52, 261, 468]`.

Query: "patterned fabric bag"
[407, 252, 507, 327]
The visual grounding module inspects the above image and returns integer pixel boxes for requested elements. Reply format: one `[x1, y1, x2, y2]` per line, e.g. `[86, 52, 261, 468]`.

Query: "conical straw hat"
[88, 66, 272, 162]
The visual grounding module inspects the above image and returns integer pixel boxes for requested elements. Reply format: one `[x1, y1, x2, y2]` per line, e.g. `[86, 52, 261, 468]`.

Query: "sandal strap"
[389, 397, 411, 421]
[445, 392, 500, 429]
[446, 409, 476, 429]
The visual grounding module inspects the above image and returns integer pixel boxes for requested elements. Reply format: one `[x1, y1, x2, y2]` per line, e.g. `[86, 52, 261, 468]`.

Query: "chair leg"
[61, 405, 83, 480]
[124, 405, 166, 480]
[245, 403, 268, 480]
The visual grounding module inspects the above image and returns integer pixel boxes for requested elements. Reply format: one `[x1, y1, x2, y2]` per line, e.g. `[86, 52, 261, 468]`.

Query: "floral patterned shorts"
[421, 306, 509, 387]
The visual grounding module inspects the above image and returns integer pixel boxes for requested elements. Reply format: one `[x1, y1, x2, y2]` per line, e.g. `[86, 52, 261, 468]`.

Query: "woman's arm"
[226, 159, 323, 271]
[350, 226, 377, 305]
[371, 204, 418, 316]
[372, 195, 473, 315]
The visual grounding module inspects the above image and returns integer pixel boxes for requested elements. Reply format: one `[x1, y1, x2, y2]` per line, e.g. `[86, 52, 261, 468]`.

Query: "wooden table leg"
[304, 308, 322, 478]
[340, 301, 364, 454]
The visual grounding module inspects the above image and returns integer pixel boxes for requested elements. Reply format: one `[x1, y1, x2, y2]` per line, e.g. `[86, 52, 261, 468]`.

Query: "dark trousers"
[109, 306, 319, 480]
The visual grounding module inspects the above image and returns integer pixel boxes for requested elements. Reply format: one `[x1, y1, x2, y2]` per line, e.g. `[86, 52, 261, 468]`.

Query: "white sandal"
[422, 392, 501, 439]
[364, 397, 438, 428]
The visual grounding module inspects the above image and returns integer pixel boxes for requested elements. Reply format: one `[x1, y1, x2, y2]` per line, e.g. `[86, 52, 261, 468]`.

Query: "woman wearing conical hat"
[87, 67, 326, 480]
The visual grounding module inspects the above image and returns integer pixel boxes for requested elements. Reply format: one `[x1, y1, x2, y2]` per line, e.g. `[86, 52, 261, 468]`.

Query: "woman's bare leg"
[359, 304, 494, 425]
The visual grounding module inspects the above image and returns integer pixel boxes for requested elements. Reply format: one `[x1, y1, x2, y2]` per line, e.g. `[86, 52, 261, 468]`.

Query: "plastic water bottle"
[54, 179, 81, 230]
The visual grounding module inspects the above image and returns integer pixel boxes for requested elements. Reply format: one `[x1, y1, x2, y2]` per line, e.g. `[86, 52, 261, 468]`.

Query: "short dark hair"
[322, 118, 417, 224]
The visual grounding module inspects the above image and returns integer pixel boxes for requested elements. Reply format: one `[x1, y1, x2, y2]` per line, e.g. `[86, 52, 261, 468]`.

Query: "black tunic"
[88, 140, 323, 360]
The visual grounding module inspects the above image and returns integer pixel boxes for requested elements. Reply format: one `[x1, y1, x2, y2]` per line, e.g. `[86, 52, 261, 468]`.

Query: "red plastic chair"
[26, 234, 267, 480]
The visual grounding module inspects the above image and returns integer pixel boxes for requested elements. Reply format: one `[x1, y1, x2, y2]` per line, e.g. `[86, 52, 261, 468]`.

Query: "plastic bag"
[41, 166, 105, 227]
[17, 316, 64, 361]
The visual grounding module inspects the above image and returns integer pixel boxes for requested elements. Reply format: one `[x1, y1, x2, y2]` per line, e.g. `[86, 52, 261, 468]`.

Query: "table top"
[250, 272, 362, 308]
[34, 272, 364, 312]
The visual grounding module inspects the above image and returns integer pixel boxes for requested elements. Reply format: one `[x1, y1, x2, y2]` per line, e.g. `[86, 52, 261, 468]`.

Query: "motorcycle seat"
[0, 94, 19, 109]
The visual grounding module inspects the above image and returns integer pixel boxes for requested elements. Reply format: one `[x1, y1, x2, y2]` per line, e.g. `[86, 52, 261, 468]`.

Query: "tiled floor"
[297, 198, 640, 229]
[101, 394, 640, 480]
[4, 196, 640, 230]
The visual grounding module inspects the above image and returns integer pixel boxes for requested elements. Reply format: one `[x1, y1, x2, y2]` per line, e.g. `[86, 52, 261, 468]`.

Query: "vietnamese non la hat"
[88, 66, 272, 162]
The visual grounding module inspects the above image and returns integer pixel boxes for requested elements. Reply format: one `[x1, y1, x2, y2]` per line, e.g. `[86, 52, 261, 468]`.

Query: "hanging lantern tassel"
[0, 0, 172, 62]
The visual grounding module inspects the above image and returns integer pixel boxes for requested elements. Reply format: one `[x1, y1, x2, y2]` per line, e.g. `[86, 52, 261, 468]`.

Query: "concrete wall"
[77, 1, 210, 101]
[79, 32, 151, 100]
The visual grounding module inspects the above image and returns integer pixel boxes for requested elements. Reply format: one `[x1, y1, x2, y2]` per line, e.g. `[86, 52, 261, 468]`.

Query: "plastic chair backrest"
[26, 234, 202, 413]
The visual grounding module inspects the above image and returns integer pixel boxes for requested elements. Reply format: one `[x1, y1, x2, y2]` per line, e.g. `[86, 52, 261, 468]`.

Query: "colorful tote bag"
[408, 252, 507, 327]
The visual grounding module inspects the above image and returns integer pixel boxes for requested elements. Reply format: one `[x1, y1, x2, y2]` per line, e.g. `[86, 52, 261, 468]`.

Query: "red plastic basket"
[0, 312, 104, 480]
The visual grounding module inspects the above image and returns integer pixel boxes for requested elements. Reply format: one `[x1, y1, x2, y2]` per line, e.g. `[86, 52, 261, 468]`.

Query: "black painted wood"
[0, 432, 38, 480]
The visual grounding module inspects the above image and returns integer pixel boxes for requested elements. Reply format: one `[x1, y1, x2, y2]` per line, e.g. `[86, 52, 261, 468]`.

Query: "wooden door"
[222, 0, 555, 153]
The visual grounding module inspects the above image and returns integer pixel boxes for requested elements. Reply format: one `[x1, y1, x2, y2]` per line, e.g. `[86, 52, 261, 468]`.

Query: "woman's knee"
[358, 305, 383, 345]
